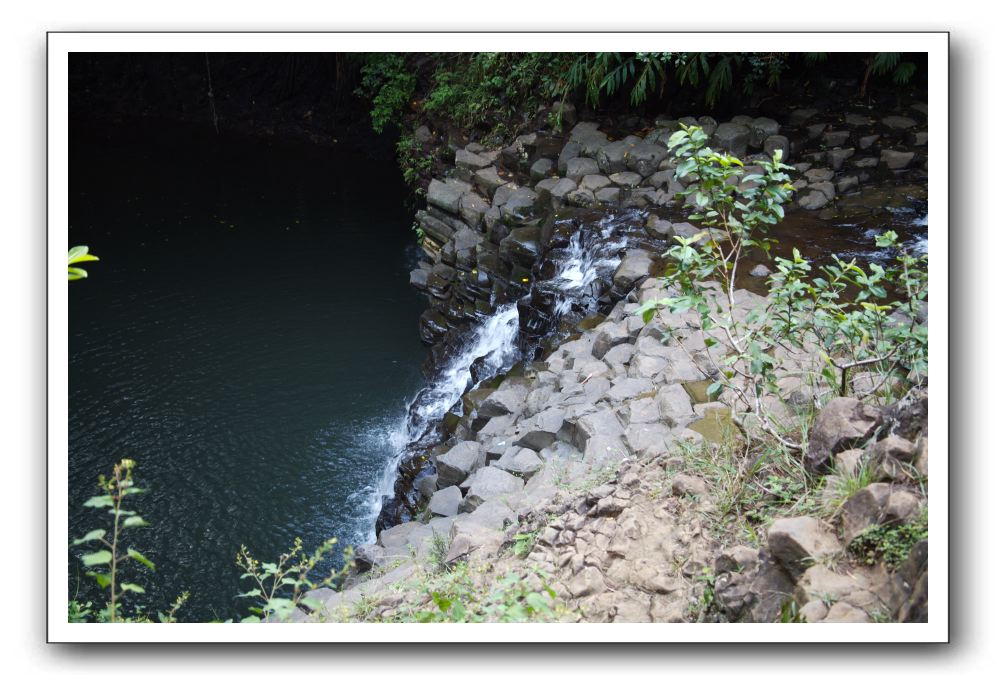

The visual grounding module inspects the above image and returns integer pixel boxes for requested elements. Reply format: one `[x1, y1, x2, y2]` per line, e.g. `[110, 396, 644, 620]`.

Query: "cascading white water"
[356, 304, 521, 542]
[354, 212, 635, 542]
[542, 214, 629, 319]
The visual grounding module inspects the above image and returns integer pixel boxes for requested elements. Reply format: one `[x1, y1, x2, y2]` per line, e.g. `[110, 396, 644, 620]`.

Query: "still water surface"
[69, 123, 427, 621]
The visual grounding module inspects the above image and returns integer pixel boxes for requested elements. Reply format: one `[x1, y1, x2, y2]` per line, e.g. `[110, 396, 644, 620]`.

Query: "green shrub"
[637, 125, 928, 450]
[848, 509, 928, 569]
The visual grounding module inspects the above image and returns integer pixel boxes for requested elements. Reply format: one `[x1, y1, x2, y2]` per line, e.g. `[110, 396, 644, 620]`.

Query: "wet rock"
[804, 167, 835, 183]
[914, 131, 928, 146]
[529, 158, 554, 181]
[596, 140, 632, 173]
[789, 108, 818, 125]
[644, 215, 673, 240]
[458, 193, 489, 230]
[609, 171, 643, 188]
[501, 187, 540, 223]
[612, 249, 653, 297]
[567, 188, 596, 208]
[566, 157, 600, 182]
[626, 142, 668, 177]
[474, 166, 508, 197]
[856, 135, 880, 151]
[595, 187, 621, 204]
[766, 516, 841, 578]
[378, 521, 423, 549]
[462, 466, 525, 511]
[427, 178, 472, 214]
[881, 115, 917, 130]
[498, 226, 542, 267]
[580, 174, 612, 192]
[836, 175, 859, 194]
[805, 397, 883, 473]
[435, 440, 485, 488]
[827, 147, 855, 170]
[881, 149, 916, 170]
[456, 148, 492, 171]
[823, 129, 850, 147]
[428, 485, 463, 517]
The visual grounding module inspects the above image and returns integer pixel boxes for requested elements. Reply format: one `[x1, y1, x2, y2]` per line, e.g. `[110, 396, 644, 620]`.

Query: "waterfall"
[355, 210, 641, 542]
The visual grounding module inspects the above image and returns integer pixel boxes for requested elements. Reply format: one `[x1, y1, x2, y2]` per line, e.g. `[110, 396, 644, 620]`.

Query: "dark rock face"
[805, 397, 883, 473]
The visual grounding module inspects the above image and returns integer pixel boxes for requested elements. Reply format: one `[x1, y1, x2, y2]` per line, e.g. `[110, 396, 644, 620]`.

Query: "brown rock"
[767, 517, 842, 577]
[805, 397, 883, 473]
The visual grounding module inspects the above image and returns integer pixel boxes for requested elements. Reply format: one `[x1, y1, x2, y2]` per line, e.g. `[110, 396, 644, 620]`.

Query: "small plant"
[71, 459, 164, 622]
[511, 529, 539, 558]
[778, 599, 807, 623]
[689, 567, 720, 622]
[235, 537, 355, 622]
[425, 530, 451, 574]
[68, 245, 99, 281]
[848, 509, 927, 569]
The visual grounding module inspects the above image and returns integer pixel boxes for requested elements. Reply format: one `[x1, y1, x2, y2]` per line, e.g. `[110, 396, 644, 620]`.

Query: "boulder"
[566, 157, 600, 182]
[655, 384, 695, 426]
[595, 140, 632, 173]
[455, 148, 492, 171]
[428, 485, 463, 517]
[626, 143, 668, 177]
[474, 166, 508, 197]
[427, 178, 472, 214]
[501, 187, 540, 222]
[493, 446, 544, 479]
[712, 123, 750, 157]
[529, 158, 554, 181]
[498, 226, 542, 267]
[605, 377, 655, 403]
[609, 171, 643, 188]
[766, 516, 841, 578]
[805, 397, 883, 473]
[881, 115, 917, 130]
[435, 441, 483, 488]
[580, 174, 612, 192]
[612, 250, 653, 296]
[763, 134, 790, 161]
[462, 466, 525, 511]
[672, 473, 708, 497]
[478, 383, 528, 419]
[881, 149, 916, 170]
[592, 321, 631, 359]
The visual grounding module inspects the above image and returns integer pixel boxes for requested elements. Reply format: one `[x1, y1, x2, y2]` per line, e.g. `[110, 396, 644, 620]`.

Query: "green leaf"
[127, 548, 156, 571]
[237, 588, 262, 598]
[86, 571, 112, 589]
[72, 529, 106, 545]
[240, 615, 261, 623]
[123, 516, 150, 528]
[706, 381, 724, 398]
[82, 495, 114, 508]
[120, 583, 145, 594]
[81, 550, 112, 567]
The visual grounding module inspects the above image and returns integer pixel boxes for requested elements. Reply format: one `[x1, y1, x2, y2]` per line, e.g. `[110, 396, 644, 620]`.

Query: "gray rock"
[804, 167, 835, 183]
[494, 446, 544, 479]
[913, 131, 928, 146]
[427, 179, 472, 214]
[672, 473, 708, 497]
[858, 134, 881, 150]
[881, 115, 917, 130]
[567, 188, 596, 208]
[612, 249, 653, 295]
[763, 134, 790, 161]
[798, 190, 830, 211]
[499, 226, 542, 267]
[500, 187, 540, 222]
[766, 516, 841, 578]
[805, 397, 883, 473]
[596, 140, 633, 173]
[458, 193, 490, 230]
[644, 215, 673, 239]
[414, 473, 437, 500]
[473, 166, 508, 197]
[605, 377, 655, 403]
[655, 384, 694, 426]
[749, 264, 772, 277]
[712, 123, 751, 156]
[609, 171, 643, 188]
[478, 383, 528, 419]
[378, 521, 423, 549]
[592, 321, 631, 359]
[529, 158, 554, 181]
[836, 175, 859, 194]
[827, 148, 855, 170]
[456, 148, 492, 171]
[462, 466, 525, 511]
[566, 157, 600, 182]
[823, 129, 850, 147]
[626, 142, 668, 177]
[557, 140, 583, 175]
[574, 408, 624, 446]
[595, 187, 621, 204]
[436, 441, 484, 488]
[428, 485, 463, 517]
[881, 149, 916, 170]
[748, 117, 780, 148]
[580, 174, 612, 192]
